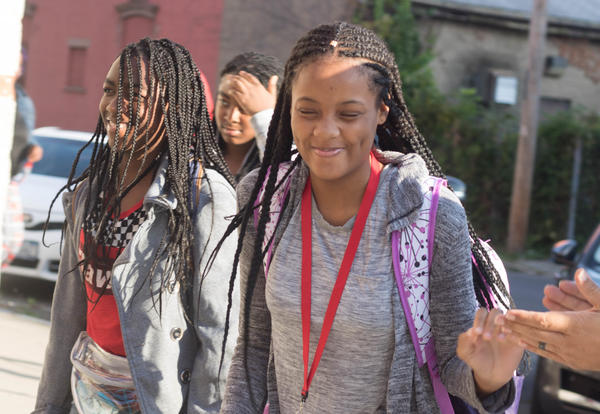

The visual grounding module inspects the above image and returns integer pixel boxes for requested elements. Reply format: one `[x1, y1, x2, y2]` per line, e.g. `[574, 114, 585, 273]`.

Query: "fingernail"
[576, 269, 589, 282]
[475, 327, 483, 334]
[484, 332, 492, 340]
[502, 327, 512, 334]
[506, 313, 515, 321]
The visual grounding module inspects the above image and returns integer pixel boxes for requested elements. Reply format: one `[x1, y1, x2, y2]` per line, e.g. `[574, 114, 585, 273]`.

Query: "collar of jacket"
[275, 149, 429, 240]
[143, 154, 178, 211]
[373, 149, 429, 234]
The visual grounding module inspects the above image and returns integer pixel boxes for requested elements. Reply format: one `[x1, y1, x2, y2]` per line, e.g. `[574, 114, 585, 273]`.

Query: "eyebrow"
[104, 79, 116, 86]
[296, 97, 365, 105]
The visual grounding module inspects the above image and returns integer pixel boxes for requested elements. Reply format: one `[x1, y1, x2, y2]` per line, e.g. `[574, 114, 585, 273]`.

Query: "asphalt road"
[0, 268, 555, 413]
[507, 269, 556, 414]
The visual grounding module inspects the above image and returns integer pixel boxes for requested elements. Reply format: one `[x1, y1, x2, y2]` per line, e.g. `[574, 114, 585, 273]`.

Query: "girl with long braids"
[34, 38, 239, 413]
[215, 52, 282, 182]
[217, 22, 524, 413]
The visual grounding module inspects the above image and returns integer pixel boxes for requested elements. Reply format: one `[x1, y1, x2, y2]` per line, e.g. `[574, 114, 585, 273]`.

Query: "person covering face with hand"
[215, 52, 282, 182]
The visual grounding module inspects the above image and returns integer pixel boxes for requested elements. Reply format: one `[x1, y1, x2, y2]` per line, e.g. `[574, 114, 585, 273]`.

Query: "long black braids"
[212, 22, 513, 405]
[45, 38, 234, 315]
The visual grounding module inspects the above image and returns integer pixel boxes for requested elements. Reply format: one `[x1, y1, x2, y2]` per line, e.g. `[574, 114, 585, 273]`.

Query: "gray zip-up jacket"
[221, 150, 516, 413]
[33, 159, 239, 414]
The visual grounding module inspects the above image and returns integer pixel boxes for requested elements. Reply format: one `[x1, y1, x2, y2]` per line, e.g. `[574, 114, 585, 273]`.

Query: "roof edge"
[412, 0, 600, 39]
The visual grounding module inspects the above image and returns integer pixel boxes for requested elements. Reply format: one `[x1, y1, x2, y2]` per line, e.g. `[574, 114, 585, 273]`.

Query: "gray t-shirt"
[266, 166, 396, 413]
[221, 152, 516, 414]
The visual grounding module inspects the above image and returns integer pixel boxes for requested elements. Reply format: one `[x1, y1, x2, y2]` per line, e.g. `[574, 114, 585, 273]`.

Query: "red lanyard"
[299, 153, 383, 406]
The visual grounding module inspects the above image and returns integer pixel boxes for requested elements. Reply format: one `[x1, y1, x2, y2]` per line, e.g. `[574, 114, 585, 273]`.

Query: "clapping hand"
[457, 308, 524, 396]
[543, 268, 595, 311]
[499, 269, 600, 371]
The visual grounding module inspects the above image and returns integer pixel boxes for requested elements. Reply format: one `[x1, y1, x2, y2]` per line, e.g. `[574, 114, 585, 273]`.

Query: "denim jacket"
[33, 158, 239, 413]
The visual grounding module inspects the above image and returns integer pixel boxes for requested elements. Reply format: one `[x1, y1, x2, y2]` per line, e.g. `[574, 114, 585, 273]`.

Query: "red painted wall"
[24, 0, 223, 132]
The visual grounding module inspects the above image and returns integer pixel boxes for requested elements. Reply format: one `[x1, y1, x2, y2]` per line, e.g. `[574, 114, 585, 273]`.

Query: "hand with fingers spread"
[499, 269, 600, 371]
[457, 308, 524, 396]
[227, 71, 278, 116]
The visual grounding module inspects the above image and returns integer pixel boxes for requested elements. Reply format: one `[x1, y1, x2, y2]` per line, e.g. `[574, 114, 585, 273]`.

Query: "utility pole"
[566, 136, 583, 240]
[507, 0, 548, 253]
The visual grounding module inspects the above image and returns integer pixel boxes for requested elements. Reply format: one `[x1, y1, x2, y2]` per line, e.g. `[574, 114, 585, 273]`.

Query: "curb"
[503, 260, 563, 277]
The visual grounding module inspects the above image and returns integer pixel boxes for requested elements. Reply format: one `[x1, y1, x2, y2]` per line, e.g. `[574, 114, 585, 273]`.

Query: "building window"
[65, 39, 90, 93]
[122, 16, 155, 46]
[471, 69, 519, 106]
[116, 0, 159, 47]
[540, 97, 571, 121]
[493, 75, 518, 105]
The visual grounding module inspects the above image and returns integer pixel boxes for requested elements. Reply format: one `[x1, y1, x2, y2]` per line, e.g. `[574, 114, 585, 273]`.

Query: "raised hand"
[226, 71, 278, 116]
[457, 308, 524, 396]
[500, 269, 600, 371]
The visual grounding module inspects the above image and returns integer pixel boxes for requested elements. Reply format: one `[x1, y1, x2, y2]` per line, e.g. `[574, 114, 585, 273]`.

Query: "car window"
[31, 136, 94, 178]
[591, 241, 600, 272]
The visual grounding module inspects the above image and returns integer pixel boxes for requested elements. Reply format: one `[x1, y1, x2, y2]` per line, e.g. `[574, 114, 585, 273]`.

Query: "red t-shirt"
[78, 199, 146, 356]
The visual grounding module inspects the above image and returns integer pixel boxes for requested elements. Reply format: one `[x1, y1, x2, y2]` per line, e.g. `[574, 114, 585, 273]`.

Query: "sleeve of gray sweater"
[221, 169, 271, 414]
[431, 186, 515, 413]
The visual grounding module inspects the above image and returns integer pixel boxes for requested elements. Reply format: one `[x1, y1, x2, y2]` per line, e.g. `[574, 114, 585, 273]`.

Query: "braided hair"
[212, 22, 513, 403]
[47, 38, 234, 313]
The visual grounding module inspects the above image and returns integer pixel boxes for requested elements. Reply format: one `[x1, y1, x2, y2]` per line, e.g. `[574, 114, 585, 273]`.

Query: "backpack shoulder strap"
[391, 175, 445, 365]
[391, 175, 455, 414]
[253, 162, 294, 277]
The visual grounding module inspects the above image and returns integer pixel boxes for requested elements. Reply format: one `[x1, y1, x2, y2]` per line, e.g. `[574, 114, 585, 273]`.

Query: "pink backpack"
[254, 162, 522, 413]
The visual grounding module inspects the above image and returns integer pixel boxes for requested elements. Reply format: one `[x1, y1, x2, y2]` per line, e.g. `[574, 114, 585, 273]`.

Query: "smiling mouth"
[313, 147, 343, 157]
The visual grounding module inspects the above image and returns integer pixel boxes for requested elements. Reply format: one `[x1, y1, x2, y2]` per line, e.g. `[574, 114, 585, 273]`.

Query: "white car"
[3, 127, 93, 282]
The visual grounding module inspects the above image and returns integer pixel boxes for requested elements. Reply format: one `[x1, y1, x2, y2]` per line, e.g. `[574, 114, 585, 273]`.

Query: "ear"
[377, 100, 390, 125]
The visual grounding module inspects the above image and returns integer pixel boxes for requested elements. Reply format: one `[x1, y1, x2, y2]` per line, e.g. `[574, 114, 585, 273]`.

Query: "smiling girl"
[33, 38, 238, 414]
[216, 23, 523, 413]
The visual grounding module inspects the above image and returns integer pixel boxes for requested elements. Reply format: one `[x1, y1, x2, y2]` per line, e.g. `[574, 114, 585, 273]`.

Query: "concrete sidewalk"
[0, 308, 49, 413]
[503, 257, 564, 278]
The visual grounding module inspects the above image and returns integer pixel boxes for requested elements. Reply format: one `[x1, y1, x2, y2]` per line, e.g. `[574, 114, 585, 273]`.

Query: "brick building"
[20, 0, 600, 132]
[20, 0, 354, 131]
[412, 0, 600, 116]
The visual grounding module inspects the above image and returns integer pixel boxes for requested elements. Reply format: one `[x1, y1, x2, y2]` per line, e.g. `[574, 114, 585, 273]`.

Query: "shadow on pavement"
[0, 274, 54, 320]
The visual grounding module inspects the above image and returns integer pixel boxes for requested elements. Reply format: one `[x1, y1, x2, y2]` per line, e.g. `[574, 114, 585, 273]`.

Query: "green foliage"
[354, 0, 439, 108]
[355, 0, 600, 253]
[430, 91, 518, 242]
[529, 111, 600, 249]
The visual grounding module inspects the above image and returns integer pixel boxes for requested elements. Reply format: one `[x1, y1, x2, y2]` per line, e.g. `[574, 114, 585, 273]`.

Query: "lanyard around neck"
[299, 153, 383, 406]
